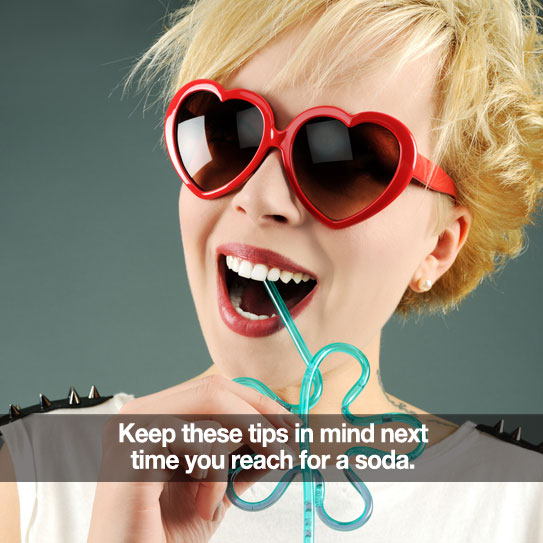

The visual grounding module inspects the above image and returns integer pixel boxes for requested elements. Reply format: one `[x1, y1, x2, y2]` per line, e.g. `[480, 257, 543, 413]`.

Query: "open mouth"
[216, 245, 318, 337]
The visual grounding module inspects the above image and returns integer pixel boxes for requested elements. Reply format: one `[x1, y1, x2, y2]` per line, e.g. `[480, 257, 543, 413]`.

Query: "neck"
[270, 331, 405, 415]
[197, 329, 461, 448]
[199, 331, 423, 416]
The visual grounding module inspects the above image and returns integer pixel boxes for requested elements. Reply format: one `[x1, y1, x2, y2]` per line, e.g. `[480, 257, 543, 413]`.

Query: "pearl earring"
[417, 278, 432, 292]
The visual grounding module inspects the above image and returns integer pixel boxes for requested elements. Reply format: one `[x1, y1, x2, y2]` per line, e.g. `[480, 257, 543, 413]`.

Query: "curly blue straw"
[227, 279, 426, 542]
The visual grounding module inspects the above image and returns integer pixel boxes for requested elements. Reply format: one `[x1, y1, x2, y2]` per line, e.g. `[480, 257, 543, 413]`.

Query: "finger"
[194, 480, 228, 521]
[124, 374, 293, 419]
[171, 377, 298, 457]
[224, 462, 297, 518]
[125, 378, 298, 459]
[100, 414, 215, 482]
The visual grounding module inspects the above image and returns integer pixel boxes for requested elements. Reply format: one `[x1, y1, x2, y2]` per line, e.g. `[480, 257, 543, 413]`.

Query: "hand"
[87, 374, 294, 543]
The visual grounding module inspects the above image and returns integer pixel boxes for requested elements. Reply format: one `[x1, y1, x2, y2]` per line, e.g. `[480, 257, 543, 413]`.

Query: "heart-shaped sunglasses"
[165, 79, 457, 229]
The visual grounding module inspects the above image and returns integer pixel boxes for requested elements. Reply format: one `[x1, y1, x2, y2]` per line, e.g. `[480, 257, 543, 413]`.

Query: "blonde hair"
[129, 0, 543, 316]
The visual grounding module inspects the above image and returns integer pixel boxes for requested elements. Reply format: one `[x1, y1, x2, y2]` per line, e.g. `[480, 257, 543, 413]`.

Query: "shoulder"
[1, 386, 134, 431]
[474, 419, 543, 456]
[0, 387, 135, 466]
[0, 387, 135, 543]
[433, 419, 543, 483]
[0, 386, 135, 480]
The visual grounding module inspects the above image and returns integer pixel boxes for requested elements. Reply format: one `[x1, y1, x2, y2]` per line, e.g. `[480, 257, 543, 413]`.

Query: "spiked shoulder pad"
[476, 419, 543, 455]
[0, 385, 112, 430]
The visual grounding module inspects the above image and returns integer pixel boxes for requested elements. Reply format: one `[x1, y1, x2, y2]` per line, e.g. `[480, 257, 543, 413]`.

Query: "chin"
[207, 335, 304, 385]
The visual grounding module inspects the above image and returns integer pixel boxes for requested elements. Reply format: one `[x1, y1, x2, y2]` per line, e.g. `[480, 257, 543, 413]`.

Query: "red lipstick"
[216, 243, 318, 338]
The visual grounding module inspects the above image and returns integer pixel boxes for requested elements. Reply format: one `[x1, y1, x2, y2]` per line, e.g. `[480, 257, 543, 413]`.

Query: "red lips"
[216, 243, 318, 337]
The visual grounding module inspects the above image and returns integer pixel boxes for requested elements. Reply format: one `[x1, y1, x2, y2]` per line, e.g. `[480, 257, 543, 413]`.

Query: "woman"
[2, 0, 542, 541]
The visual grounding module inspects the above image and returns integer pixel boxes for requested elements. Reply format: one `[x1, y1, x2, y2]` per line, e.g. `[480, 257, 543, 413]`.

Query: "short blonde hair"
[130, 0, 543, 316]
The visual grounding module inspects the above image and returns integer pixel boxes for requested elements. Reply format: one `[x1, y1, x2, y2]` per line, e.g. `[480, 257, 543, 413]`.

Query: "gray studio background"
[1, 2, 542, 432]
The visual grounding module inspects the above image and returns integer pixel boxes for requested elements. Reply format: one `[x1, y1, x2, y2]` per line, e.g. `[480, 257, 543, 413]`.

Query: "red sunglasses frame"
[164, 79, 457, 229]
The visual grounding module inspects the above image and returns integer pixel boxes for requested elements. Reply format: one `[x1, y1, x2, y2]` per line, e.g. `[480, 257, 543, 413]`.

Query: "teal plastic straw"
[227, 279, 426, 542]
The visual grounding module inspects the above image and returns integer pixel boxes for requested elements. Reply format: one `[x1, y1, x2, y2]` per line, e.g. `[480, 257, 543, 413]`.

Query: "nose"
[230, 150, 306, 227]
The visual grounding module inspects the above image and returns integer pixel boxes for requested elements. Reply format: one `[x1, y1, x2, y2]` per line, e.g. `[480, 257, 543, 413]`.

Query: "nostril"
[271, 215, 288, 223]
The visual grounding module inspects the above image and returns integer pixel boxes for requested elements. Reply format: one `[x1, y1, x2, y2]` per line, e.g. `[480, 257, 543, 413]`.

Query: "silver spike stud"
[68, 386, 81, 405]
[9, 404, 21, 418]
[39, 393, 52, 409]
[493, 419, 505, 433]
[511, 427, 522, 441]
[88, 385, 100, 399]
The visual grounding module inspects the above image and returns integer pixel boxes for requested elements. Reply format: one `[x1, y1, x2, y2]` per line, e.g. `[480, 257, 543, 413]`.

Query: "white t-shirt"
[2, 393, 542, 543]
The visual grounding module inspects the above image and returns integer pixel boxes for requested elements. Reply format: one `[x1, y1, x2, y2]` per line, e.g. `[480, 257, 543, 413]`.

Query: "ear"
[409, 205, 472, 293]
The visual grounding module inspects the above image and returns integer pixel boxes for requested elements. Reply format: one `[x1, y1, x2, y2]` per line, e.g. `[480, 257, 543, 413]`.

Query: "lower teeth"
[235, 307, 272, 320]
[229, 283, 276, 320]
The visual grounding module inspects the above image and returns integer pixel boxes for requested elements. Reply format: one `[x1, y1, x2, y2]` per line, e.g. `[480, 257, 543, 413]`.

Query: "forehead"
[225, 23, 441, 159]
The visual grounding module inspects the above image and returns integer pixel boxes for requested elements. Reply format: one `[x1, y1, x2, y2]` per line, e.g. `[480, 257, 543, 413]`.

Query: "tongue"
[239, 279, 312, 315]
[240, 281, 276, 315]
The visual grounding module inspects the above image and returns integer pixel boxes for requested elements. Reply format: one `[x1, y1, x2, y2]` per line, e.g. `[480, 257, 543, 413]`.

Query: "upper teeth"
[225, 255, 313, 283]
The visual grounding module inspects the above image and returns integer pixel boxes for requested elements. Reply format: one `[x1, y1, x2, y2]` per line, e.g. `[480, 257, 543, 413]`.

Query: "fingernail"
[212, 501, 223, 522]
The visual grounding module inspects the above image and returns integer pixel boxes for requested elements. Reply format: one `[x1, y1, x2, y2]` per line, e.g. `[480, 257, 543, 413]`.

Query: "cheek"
[178, 188, 220, 261]
[343, 226, 412, 297]
[178, 188, 218, 303]
[327, 192, 436, 313]
[179, 188, 201, 245]
[366, 188, 438, 272]
[178, 187, 234, 306]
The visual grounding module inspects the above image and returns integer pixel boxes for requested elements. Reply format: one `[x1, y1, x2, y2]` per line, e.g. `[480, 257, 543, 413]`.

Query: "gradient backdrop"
[1, 2, 542, 437]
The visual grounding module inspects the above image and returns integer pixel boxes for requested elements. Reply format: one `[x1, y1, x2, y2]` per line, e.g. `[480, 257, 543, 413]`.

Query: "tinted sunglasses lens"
[175, 91, 264, 192]
[292, 118, 400, 220]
